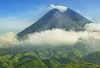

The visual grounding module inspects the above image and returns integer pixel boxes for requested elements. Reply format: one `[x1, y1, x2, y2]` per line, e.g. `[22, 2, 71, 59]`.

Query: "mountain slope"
[17, 8, 91, 38]
[58, 61, 100, 68]
[0, 51, 100, 68]
[84, 51, 100, 65]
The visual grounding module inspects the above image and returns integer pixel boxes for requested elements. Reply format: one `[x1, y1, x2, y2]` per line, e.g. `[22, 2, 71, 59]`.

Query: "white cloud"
[49, 4, 68, 12]
[24, 29, 79, 45]
[0, 26, 100, 47]
[0, 32, 18, 47]
[85, 23, 100, 31]
[23, 29, 100, 46]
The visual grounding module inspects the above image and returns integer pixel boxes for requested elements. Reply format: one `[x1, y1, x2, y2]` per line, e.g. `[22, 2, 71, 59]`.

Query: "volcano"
[17, 8, 91, 38]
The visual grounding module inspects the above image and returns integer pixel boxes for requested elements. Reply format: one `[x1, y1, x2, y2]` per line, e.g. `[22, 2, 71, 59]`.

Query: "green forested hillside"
[58, 62, 100, 68]
[84, 51, 100, 65]
[0, 51, 100, 68]
[0, 46, 100, 68]
[0, 52, 47, 68]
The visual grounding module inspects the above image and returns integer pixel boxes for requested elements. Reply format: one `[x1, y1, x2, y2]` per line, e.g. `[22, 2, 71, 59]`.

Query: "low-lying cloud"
[0, 23, 100, 49]
[85, 23, 100, 31]
[0, 32, 18, 47]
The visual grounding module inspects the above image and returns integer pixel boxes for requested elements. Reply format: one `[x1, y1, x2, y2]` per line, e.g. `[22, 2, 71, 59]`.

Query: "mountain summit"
[17, 8, 91, 38]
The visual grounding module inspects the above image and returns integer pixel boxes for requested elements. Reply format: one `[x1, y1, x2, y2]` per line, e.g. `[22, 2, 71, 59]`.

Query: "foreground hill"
[84, 51, 100, 65]
[0, 51, 100, 68]
[0, 45, 100, 68]
[58, 62, 100, 68]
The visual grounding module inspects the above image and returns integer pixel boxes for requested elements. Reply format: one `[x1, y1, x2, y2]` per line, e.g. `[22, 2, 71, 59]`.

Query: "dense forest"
[0, 45, 100, 68]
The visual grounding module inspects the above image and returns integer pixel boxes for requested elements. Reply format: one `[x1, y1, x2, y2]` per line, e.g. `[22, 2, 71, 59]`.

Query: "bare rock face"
[17, 8, 91, 38]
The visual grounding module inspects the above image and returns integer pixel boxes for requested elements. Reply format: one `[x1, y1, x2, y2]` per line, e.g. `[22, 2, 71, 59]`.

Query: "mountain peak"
[17, 8, 92, 38]
[50, 4, 68, 12]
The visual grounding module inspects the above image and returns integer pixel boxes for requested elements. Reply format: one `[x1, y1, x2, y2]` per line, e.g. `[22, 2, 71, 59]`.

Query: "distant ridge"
[17, 8, 92, 38]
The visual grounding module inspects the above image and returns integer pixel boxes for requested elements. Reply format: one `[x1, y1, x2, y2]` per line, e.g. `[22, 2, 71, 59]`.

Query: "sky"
[0, 0, 100, 33]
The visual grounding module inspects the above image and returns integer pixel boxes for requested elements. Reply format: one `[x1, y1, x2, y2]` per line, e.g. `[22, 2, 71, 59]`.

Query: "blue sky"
[0, 0, 100, 33]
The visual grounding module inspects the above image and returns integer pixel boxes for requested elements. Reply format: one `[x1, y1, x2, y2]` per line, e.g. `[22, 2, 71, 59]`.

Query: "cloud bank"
[0, 23, 100, 49]
[85, 23, 100, 31]
[0, 32, 18, 47]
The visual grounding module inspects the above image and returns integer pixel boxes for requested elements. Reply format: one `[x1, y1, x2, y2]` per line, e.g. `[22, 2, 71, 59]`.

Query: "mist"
[0, 23, 100, 49]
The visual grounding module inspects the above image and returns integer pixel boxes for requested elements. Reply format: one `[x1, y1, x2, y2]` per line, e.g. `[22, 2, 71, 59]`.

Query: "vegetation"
[0, 45, 100, 68]
[58, 61, 100, 68]
[84, 51, 100, 65]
